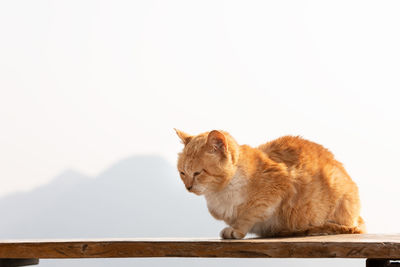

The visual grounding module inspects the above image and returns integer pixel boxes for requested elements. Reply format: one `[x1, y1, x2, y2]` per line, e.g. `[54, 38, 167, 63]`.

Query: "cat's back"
[256, 136, 363, 235]
[258, 136, 336, 169]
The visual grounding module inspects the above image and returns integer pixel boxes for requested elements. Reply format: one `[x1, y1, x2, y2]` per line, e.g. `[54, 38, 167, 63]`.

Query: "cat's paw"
[220, 227, 245, 239]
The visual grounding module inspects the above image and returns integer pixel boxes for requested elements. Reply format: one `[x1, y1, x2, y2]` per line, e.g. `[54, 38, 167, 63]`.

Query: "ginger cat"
[175, 129, 365, 239]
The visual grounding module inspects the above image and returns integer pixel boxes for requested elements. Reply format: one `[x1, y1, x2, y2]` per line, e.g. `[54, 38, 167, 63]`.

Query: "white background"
[1, 0, 399, 233]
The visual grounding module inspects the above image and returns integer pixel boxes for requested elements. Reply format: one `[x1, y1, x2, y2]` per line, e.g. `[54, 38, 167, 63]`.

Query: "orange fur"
[175, 129, 365, 239]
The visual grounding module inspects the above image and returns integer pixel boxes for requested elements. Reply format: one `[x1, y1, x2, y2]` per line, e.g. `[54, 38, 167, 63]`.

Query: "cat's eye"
[193, 171, 202, 177]
[180, 171, 185, 176]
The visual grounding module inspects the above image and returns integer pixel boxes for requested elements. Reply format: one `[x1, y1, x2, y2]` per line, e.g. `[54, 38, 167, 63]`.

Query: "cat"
[175, 129, 365, 239]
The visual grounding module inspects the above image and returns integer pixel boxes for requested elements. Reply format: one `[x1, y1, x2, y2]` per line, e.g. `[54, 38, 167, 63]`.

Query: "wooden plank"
[0, 234, 399, 259]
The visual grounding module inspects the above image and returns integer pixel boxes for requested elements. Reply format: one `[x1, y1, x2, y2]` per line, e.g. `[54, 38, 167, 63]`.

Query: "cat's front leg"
[219, 215, 257, 239]
[220, 226, 245, 239]
[220, 201, 280, 239]
[219, 216, 246, 239]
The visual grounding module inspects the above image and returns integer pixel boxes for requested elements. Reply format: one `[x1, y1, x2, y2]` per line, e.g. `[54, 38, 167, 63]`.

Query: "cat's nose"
[186, 185, 192, 191]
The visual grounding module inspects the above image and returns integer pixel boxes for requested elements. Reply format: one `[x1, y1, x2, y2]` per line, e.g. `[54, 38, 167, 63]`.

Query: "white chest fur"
[204, 171, 247, 222]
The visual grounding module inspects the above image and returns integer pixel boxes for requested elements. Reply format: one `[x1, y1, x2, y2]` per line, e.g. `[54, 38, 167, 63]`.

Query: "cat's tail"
[305, 217, 366, 235]
[356, 216, 367, 233]
[272, 217, 367, 237]
[269, 217, 367, 237]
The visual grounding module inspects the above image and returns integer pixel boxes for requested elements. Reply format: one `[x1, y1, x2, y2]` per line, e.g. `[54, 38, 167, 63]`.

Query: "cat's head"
[174, 129, 240, 195]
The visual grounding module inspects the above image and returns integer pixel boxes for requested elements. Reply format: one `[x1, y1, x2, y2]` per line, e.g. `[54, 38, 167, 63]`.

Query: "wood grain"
[0, 234, 399, 259]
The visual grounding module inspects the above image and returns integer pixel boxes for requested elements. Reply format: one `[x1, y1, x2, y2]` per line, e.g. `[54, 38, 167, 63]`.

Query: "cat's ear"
[174, 128, 193, 146]
[207, 130, 227, 153]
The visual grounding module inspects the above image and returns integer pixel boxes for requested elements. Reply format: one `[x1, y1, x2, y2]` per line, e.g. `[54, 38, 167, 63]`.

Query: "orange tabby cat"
[175, 129, 365, 239]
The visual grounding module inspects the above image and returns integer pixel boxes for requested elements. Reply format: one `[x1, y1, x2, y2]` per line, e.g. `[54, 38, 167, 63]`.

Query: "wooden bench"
[0, 234, 399, 267]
